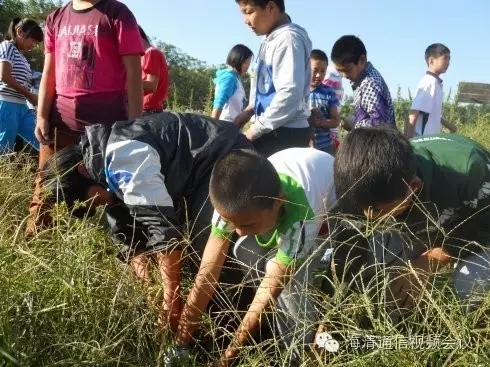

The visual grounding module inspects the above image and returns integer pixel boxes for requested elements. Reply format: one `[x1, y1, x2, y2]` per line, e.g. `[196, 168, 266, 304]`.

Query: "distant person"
[139, 26, 169, 115]
[308, 49, 340, 155]
[27, 0, 144, 235]
[323, 64, 344, 152]
[211, 44, 253, 122]
[233, 0, 312, 157]
[406, 43, 457, 138]
[331, 35, 395, 130]
[0, 18, 43, 152]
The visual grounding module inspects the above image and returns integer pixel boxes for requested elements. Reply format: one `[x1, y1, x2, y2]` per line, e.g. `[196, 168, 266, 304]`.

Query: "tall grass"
[0, 100, 489, 366]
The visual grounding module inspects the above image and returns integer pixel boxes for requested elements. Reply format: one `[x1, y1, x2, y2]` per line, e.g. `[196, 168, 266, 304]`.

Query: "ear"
[76, 163, 91, 178]
[273, 191, 286, 210]
[267, 0, 276, 12]
[359, 54, 367, 67]
[408, 175, 423, 194]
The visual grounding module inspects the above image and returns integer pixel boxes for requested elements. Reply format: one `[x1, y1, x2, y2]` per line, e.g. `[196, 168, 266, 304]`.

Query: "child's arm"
[406, 110, 420, 138]
[142, 49, 161, 93]
[211, 72, 237, 120]
[113, 4, 144, 119]
[175, 233, 231, 344]
[309, 106, 340, 130]
[406, 81, 434, 138]
[123, 55, 143, 119]
[234, 106, 255, 127]
[246, 41, 308, 140]
[356, 82, 392, 128]
[222, 258, 290, 364]
[35, 53, 56, 145]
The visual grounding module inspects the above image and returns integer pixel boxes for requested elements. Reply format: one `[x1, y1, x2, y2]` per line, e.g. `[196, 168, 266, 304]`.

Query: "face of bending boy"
[214, 198, 284, 238]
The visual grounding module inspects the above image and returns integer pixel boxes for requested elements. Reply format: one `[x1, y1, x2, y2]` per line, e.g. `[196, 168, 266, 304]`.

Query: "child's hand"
[308, 108, 323, 127]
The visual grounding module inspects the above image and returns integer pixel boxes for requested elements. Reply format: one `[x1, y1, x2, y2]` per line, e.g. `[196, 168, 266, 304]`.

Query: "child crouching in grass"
[172, 147, 337, 366]
[331, 127, 490, 319]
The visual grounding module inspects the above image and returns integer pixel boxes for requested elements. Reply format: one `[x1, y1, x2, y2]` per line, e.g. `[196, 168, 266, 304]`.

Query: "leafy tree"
[0, 0, 60, 70]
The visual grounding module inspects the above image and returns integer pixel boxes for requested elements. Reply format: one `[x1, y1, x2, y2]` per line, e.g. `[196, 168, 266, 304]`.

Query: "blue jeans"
[0, 100, 39, 152]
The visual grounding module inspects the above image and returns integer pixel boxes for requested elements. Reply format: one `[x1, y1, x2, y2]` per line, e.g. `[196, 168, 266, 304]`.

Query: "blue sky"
[123, 0, 488, 99]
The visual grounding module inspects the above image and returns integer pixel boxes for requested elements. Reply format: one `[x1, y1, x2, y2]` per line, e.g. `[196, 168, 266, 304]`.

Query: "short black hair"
[425, 43, 450, 64]
[40, 144, 96, 218]
[226, 44, 254, 72]
[138, 25, 150, 44]
[209, 149, 282, 214]
[334, 127, 416, 213]
[331, 35, 367, 65]
[235, 0, 285, 12]
[6, 17, 43, 42]
[311, 49, 328, 64]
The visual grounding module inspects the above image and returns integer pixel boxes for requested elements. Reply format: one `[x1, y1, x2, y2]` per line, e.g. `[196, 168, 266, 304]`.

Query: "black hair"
[331, 35, 367, 65]
[311, 49, 328, 64]
[425, 43, 450, 64]
[226, 44, 254, 73]
[6, 18, 43, 43]
[334, 127, 416, 213]
[235, 0, 285, 12]
[138, 25, 150, 44]
[40, 144, 96, 218]
[209, 149, 282, 214]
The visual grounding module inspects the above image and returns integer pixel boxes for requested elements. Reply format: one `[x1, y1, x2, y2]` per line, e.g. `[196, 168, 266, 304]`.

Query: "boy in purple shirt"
[331, 35, 395, 130]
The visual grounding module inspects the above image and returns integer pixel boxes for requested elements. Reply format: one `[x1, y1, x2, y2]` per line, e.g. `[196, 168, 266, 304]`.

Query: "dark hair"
[6, 18, 43, 42]
[40, 144, 96, 217]
[235, 0, 285, 12]
[425, 43, 450, 64]
[138, 25, 150, 44]
[209, 149, 282, 214]
[331, 35, 367, 65]
[334, 127, 416, 213]
[226, 44, 253, 72]
[311, 49, 328, 64]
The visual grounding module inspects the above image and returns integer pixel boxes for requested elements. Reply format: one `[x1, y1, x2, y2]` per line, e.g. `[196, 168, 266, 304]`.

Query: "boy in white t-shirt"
[406, 43, 457, 138]
[172, 148, 337, 365]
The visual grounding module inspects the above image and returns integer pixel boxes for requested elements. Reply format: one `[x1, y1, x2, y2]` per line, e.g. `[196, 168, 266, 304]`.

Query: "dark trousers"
[253, 126, 310, 157]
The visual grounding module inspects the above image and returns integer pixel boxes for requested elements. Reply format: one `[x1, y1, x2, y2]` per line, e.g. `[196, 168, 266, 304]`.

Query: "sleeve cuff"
[211, 225, 234, 240]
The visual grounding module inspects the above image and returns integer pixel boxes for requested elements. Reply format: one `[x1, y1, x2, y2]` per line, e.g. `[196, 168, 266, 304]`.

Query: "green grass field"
[0, 110, 489, 366]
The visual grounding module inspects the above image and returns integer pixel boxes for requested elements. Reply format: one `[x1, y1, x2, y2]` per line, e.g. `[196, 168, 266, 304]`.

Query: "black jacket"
[80, 111, 245, 258]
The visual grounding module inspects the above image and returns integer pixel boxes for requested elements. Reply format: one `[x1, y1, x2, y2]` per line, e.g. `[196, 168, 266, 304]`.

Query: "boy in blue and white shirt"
[308, 49, 340, 155]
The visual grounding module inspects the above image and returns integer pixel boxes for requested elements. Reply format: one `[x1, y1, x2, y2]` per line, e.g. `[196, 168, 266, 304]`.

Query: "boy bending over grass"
[39, 111, 252, 333]
[173, 148, 337, 366]
[333, 128, 490, 316]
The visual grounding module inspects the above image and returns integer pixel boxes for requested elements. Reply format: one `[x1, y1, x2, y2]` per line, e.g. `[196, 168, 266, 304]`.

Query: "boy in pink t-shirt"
[27, 0, 144, 234]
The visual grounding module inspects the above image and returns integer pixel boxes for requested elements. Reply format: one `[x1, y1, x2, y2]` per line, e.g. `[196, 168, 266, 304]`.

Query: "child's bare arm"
[156, 250, 183, 333]
[36, 53, 56, 144]
[387, 248, 450, 311]
[406, 110, 420, 138]
[123, 54, 143, 119]
[234, 106, 254, 128]
[222, 259, 290, 363]
[309, 107, 340, 130]
[175, 234, 231, 345]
